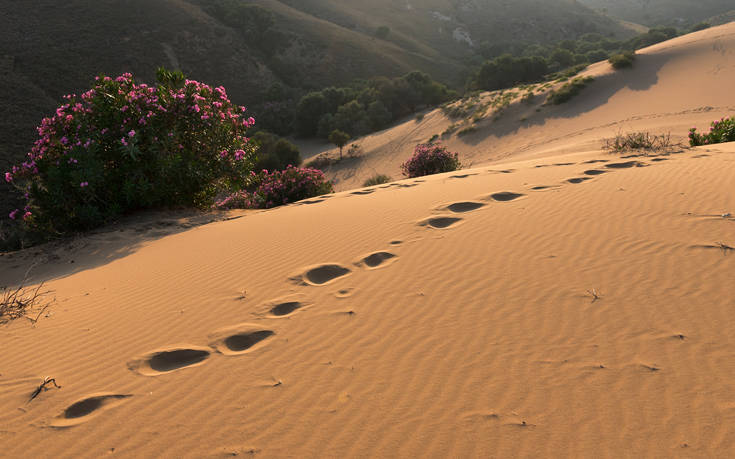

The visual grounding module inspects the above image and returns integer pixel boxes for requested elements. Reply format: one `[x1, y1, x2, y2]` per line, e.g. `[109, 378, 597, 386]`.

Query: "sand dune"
[1, 23, 735, 459]
[316, 22, 735, 191]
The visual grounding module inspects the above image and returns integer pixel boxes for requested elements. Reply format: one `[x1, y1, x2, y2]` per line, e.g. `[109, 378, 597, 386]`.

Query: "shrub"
[400, 143, 460, 178]
[609, 51, 636, 69]
[546, 77, 593, 105]
[457, 125, 477, 136]
[5, 69, 256, 236]
[689, 117, 735, 146]
[252, 131, 301, 171]
[604, 131, 676, 153]
[363, 174, 392, 187]
[214, 166, 333, 210]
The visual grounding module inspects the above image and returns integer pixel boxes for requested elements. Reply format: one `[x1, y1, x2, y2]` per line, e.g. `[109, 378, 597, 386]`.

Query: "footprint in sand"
[419, 216, 464, 229]
[567, 177, 592, 184]
[651, 157, 670, 162]
[483, 191, 526, 202]
[127, 346, 211, 376]
[445, 201, 486, 213]
[530, 185, 558, 191]
[51, 393, 132, 428]
[351, 190, 375, 196]
[291, 264, 352, 286]
[209, 324, 275, 356]
[269, 301, 307, 317]
[605, 161, 644, 169]
[449, 173, 477, 179]
[355, 251, 398, 269]
[583, 159, 608, 164]
[584, 169, 608, 176]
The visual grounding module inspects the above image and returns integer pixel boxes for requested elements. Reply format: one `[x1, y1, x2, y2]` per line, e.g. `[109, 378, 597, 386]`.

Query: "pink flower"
[80, 181, 89, 187]
[4, 172, 12, 183]
[121, 137, 128, 146]
[219, 150, 228, 158]
[128, 130, 136, 137]
[23, 211, 32, 221]
[9, 209, 19, 220]
[234, 149, 246, 160]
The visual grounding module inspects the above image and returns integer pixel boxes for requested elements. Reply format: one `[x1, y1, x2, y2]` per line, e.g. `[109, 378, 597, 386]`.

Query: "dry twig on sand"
[586, 289, 602, 303]
[28, 376, 61, 402]
[0, 265, 54, 325]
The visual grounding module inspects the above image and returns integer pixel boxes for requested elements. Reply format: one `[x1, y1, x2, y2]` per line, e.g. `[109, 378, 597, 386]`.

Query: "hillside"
[311, 22, 735, 191]
[0, 0, 639, 213]
[580, 0, 735, 27]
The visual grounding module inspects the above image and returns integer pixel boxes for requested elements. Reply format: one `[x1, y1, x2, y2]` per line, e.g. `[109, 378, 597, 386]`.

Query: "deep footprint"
[210, 324, 275, 355]
[269, 301, 304, 317]
[487, 192, 525, 202]
[446, 201, 486, 213]
[422, 216, 463, 229]
[52, 394, 131, 427]
[359, 251, 397, 268]
[584, 169, 608, 176]
[606, 161, 641, 169]
[302, 264, 352, 285]
[224, 331, 275, 352]
[128, 347, 211, 376]
[149, 349, 211, 372]
[567, 177, 591, 184]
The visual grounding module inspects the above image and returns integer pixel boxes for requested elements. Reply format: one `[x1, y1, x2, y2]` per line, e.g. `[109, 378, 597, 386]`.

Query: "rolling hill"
[579, 0, 735, 27]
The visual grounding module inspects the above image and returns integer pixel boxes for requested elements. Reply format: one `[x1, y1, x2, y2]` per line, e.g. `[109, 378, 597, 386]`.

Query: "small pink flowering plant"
[6, 68, 256, 233]
[688, 116, 735, 147]
[214, 166, 334, 210]
[400, 142, 461, 178]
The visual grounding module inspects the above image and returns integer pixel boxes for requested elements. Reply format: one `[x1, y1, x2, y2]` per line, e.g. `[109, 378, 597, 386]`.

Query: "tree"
[328, 130, 351, 160]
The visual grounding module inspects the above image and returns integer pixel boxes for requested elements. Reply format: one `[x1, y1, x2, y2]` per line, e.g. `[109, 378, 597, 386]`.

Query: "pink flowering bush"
[5, 68, 256, 234]
[400, 143, 460, 178]
[214, 166, 333, 210]
[689, 116, 735, 146]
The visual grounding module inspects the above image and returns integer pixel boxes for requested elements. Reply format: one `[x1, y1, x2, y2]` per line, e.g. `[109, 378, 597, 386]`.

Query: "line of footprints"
[47, 157, 655, 427]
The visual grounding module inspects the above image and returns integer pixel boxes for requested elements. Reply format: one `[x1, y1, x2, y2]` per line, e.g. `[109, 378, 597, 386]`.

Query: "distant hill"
[579, 0, 735, 27]
[0, 0, 638, 215]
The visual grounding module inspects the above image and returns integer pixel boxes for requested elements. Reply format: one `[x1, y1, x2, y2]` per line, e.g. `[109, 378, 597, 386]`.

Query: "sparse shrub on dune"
[214, 166, 333, 209]
[608, 51, 636, 69]
[688, 117, 735, 146]
[363, 174, 392, 187]
[5, 68, 256, 237]
[604, 131, 677, 154]
[401, 143, 460, 178]
[546, 76, 594, 105]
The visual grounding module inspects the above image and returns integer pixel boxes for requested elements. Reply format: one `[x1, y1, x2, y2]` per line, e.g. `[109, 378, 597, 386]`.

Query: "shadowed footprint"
[449, 173, 477, 179]
[351, 190, 374, 195]
[292, 264, 352, 286]
[651, 157, 669, 162]
[210, 324, 275, 356]
[485, 192, 525, 202]
[420, 216, 463, 229]
[269, 301, 305, 317]
[567, 177, 592, 184]
[51, 394, 132, 427]
[357, 251, 397, 269]
[445, 201, 486, 213]
[606, 161, 642, 169]
[583, 159, 608, 164]
[584, 169, 608, 176]
[531, 185, 556, 191]
[128, 346, 211, 376]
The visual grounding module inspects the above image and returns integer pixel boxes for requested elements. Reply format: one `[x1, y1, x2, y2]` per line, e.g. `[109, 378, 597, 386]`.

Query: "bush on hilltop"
[688, 117, 735, 146]
[401, 143, 460, 178]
